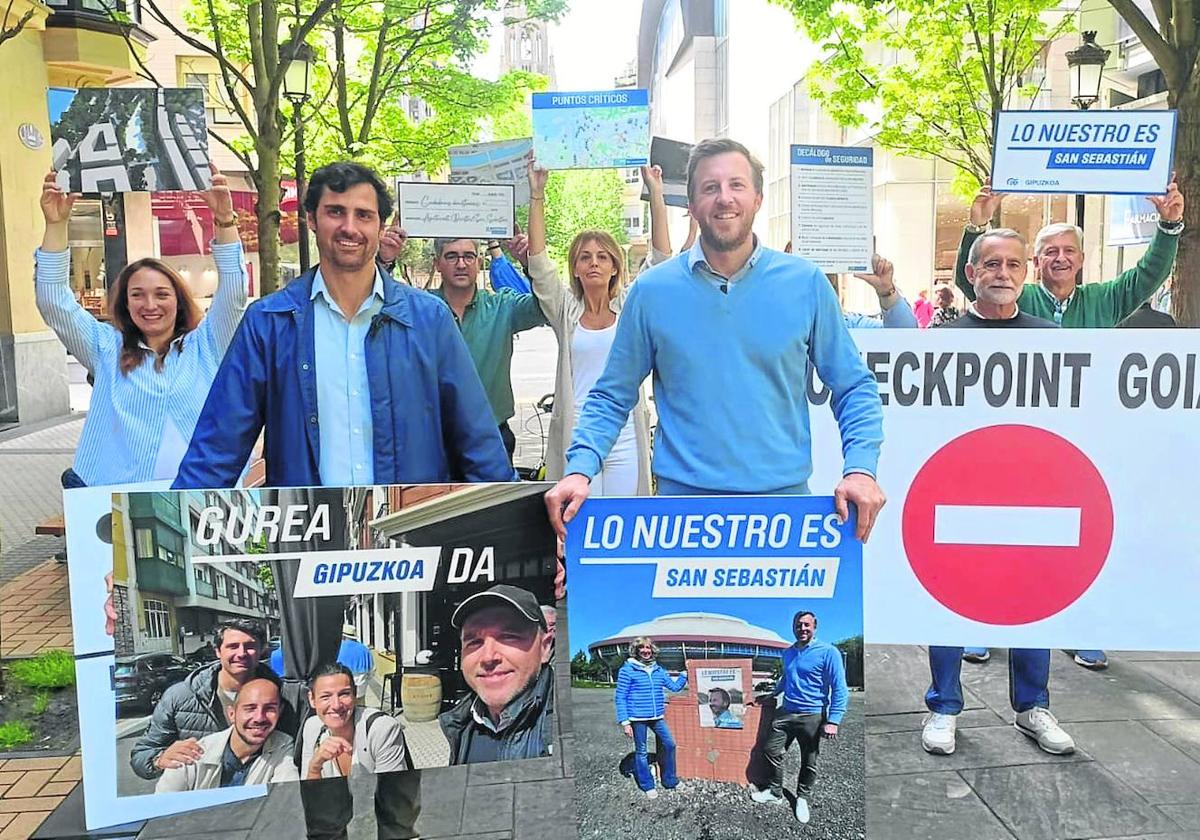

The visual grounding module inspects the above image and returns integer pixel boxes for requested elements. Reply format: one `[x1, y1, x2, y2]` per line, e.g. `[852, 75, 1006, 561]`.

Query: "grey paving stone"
[866, 644, 988, 716]
[867, 725, 1090, 776]
[513, 778, 576, 840]
[1070, 721, 1200, 805]
[962, 762, 1177, 840]
[135, 794, 266, 838]
[1137, 662, 1200, 707]
[1160, 804, 1200, 830]
[867, 708, 1005, 735]
[460, 782, 515, 834]
[1113, 651, 1200, 662]
[413, 766, 468, 838]
[1092, 834, 1200, 839]
[468, 756, 563, 786]
[866, 771, 1015, 840]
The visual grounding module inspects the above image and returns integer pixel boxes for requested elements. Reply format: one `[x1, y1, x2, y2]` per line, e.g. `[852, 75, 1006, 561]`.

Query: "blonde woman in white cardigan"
[526, 162, 672, 495]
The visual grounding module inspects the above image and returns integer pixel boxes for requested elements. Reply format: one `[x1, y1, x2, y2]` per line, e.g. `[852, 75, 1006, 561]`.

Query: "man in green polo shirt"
[431, 237, 548, 462]
[954, 178, 1184, 327]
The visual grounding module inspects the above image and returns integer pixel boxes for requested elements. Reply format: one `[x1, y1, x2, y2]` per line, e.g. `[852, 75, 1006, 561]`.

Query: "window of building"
[135, 528, 154, 560]
[215, 572, 227, 597]
[143, 599, 170, 639]
[183, 71, 239, 125]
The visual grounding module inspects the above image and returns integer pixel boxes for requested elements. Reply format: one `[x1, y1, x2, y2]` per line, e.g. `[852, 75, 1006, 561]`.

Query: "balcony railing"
[135, 557, 188, 596]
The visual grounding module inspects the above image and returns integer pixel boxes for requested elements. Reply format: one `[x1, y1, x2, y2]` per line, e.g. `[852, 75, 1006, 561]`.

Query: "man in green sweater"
[953, 179, 1184, 327]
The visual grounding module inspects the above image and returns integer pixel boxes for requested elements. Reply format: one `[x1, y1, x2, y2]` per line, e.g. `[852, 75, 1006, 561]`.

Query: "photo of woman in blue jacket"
[614, 636, 688, 798]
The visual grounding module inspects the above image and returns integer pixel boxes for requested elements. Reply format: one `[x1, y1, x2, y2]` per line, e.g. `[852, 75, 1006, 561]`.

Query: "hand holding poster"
[639, 136, 692, 208]
[397, 182, 515, 239]
[532, 89, 650, 170]
[992, 110, 1176, 195]
[48, 87, 212, 193]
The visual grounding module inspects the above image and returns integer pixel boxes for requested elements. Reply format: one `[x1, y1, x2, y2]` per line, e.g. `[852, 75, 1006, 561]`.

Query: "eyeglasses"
[442, 252, 478, 265]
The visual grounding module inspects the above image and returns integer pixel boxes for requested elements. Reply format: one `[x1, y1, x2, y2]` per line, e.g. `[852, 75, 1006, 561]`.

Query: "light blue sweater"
[779, 639, 849, 724]
[564, 242, 883, 493]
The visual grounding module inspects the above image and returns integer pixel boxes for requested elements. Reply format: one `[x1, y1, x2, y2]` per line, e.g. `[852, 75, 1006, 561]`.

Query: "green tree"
[1108, 1, 1200, 323]
[773, 0, 1069, 203]
[541, 168, 629, 268]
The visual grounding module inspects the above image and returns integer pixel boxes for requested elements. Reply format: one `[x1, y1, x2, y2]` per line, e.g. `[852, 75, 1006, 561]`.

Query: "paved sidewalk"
[866, 644, 1200, 840]
[0, 561, 73, 658]
[0, 757, 82, 840]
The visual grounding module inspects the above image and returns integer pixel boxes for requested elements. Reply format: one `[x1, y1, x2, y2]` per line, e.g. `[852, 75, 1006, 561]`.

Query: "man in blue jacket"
[750, 610, 848, 824]
[174, 161, 513, 489]
[545, 138, 885, 542]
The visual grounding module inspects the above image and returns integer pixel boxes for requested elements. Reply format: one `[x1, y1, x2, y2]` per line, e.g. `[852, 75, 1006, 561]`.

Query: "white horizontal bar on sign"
[933, 505, 1081, 547]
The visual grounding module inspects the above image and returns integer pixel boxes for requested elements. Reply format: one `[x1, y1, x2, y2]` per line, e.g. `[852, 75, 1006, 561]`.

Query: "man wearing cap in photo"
[440, 584, 555, 764]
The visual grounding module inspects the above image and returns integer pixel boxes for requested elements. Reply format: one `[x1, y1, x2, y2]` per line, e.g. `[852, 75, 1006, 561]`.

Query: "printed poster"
[532, 89, 650, 170]
[449, 138, 534, 206]
[48, 87, 212, 194]
[790, 144, 873, 273]
[67, 483, 565, 833]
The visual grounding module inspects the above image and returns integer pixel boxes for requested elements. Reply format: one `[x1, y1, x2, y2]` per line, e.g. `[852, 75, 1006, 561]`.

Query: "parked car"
[113, 653, 195, 714]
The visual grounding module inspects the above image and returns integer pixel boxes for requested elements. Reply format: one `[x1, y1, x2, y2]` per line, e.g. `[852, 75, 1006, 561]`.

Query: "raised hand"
[199, 163, 235, 222]
[852, 254, 896, 296]
[528, 160, 549, 199]
[641, 164, 664, 196]
[1148, 172, 1184, 223]
[379, 216, 408, 264]
[40, 170, 78, 225]
[969, 180, 1004, 227]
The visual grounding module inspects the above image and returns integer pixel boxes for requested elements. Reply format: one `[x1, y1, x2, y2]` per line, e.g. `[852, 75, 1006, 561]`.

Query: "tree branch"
[0, 1, 34, 48]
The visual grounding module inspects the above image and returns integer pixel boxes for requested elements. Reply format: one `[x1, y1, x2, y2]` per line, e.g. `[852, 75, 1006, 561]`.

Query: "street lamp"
[1066, 31, 1110, 230]
[283, 40, 315, 272]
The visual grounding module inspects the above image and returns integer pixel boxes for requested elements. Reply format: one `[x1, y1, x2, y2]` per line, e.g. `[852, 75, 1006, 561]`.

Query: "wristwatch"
[214, 214, 239, 228]
[1158, 218, 1185, 235]
[964, 222, 988, 234]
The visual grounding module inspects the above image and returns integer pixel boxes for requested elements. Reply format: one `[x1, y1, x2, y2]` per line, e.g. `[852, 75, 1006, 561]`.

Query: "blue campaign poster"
[532, 89, 650, 170]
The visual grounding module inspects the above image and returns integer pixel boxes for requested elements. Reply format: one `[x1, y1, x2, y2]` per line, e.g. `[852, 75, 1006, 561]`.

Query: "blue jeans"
[926, 647, 1050, 714]
[631, 718, 677, 791]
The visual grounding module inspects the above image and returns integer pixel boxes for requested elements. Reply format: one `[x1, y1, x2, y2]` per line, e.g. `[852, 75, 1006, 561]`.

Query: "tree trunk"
[1170, 77, 1200, 327]
[256, 131, 283, 296]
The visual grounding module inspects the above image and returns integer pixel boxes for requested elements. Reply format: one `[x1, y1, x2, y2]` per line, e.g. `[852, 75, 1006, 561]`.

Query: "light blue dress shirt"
[311, 268, 384, 486]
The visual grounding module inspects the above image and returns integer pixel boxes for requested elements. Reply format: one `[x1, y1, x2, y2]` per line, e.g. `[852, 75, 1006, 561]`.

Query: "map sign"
[532, 89, 649, 170]
[449, 137, 534, 206]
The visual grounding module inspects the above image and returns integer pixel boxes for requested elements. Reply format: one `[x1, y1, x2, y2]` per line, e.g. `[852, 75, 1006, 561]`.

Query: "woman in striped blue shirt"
[36, 167, 248, 486]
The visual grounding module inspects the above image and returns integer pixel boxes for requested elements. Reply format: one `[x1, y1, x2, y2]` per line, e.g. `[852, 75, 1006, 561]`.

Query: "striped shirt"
[34, 242, 248, 486]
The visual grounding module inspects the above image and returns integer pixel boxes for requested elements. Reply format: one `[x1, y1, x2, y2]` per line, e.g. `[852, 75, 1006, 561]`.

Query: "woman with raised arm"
[37, 166, 248, 486]
[526, 162, 672, 496]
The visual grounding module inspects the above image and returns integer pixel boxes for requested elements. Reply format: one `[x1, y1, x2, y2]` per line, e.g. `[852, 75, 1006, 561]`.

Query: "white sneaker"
[644, 788, 658, 799]
[794, 796, 810, 823]
[1015, 707, 1075, 754]
[921, 712, 957, 755]
[750, 786, 784, 804]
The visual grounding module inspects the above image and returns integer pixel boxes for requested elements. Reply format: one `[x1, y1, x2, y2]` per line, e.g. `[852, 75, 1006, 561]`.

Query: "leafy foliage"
[31, 691, 50, 716]
[8, 650, 76, 690]
[0, 721, 34, 750]
[774, 0, 1069, 194]
[542, 169, 629, 268]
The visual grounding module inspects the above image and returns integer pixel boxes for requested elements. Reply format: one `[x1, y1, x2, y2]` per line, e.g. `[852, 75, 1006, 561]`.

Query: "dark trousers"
[300, 771, 421, 840]
[498, 422, 516, 462]
[763, 711, 824, 797]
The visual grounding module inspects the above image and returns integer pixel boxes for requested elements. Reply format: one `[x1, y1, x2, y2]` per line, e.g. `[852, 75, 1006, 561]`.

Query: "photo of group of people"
[73, 482, 562, 835]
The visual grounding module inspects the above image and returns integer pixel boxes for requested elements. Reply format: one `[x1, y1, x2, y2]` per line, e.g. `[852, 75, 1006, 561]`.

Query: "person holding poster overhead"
[36, 166, 247, 487]
[525, 163, 672, 495]
[954, 178, 1183, 327]
[545, 138, 885, 537]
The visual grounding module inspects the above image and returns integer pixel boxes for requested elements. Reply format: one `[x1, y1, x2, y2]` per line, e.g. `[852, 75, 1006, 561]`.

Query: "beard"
[699, 215, 754, 253]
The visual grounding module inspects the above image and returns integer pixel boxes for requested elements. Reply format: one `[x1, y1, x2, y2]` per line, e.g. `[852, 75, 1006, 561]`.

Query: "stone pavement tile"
[142, 833, 249, 840]
[866, 645, 989, 716]
[868, 708, 1006, 735]
[4, 771, 56, 799]
[0, 761, 66, 774]
[0, 811, 53, 840]
[134, 794, 265, 838]
[1160, 803, 1200, 830]
[1070, 721, 1200, 805]
[1092, 834, 1200, 839]
[1136, 662, 1200, 706]
[413, 767, 467, 839]
[37, 782, 75, 798]
[0, 775, 17, 787]
[1115, 651, 1200, 662]
[467, 756, 562, 786]
[865, 771, 1015, 840]
[867, 726, 1090, 776]
[558, 733, 574, 778]
[460, 782, 514, 834]
[512, 779, 574, 840]
[962, 761, 1177, 840]
[0, 798, 64, 815]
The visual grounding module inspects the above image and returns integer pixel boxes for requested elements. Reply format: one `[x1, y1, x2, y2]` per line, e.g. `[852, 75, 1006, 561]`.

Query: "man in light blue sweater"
[750, 610, 848, 823]
[544, 137, 886, 541]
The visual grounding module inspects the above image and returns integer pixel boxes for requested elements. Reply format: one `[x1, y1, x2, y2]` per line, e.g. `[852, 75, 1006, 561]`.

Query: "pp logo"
[1006, 177, 1020, 186]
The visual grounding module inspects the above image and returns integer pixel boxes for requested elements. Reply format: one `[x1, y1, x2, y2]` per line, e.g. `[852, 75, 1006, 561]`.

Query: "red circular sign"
[902, 424, 1113, 625]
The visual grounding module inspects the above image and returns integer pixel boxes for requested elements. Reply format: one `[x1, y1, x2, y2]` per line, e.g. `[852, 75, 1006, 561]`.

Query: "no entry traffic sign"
[901, 424, 1114, 625]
